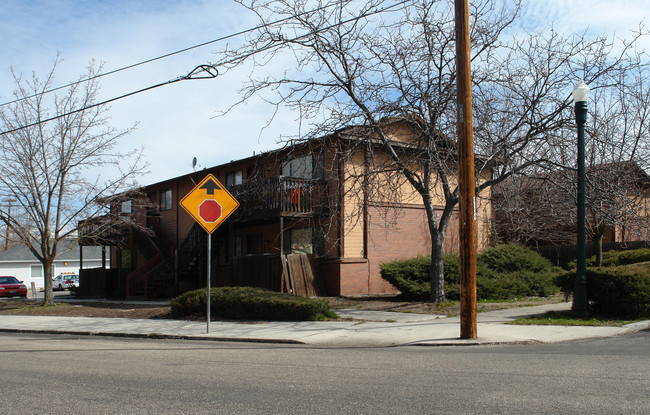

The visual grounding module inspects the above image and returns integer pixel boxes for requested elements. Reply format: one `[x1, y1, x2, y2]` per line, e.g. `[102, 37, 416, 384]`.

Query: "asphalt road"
[1, 330, 648, 414]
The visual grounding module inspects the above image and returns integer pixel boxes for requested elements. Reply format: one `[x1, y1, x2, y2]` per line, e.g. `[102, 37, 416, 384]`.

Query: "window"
[160, 189, 172, 211]
[121, 249, 133, 270]
[30, 265, 43, 281]
[282, 155, 312, 179]
[285, 228, 313, 254]
[120, 200, 132, 214]
[226, 170, 243, 187]
[282, 227, 324, 255]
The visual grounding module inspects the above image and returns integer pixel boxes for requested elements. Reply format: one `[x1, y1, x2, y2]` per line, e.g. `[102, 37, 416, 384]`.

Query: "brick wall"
[318, 204, 463, 296]
[366, 204, 460, 296]
[320, 259, 370, 296]
[338, 259, 371, 296]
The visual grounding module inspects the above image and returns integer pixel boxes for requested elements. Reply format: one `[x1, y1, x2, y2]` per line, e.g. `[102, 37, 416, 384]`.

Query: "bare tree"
[492, 175, 573, 247]
[494, 60, 650, 265]
[0, 56, 145, 305]
[221, 0, 648, 301]
[494, 163, 650, 263]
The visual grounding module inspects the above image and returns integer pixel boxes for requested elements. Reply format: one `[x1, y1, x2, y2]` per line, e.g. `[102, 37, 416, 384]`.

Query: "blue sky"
[1, 0, 648, 185]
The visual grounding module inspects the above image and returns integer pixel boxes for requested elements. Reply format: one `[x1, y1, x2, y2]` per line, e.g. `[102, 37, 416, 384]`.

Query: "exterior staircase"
[177, 223, 205, 287]
[125, 220, 176, 300]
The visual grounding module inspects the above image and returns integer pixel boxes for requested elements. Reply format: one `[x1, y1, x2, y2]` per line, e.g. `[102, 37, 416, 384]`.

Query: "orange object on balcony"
[290, 187, 302, 205]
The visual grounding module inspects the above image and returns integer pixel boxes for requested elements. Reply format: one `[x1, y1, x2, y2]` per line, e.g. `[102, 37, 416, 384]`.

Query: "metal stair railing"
[125, 253, 162, 298]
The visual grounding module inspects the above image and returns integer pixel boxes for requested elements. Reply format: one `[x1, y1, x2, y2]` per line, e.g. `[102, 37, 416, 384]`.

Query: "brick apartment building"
[80, 120, 492, 299]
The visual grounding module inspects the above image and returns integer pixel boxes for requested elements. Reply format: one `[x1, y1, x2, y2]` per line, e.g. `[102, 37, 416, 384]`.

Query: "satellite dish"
[191, 157, 197, 170]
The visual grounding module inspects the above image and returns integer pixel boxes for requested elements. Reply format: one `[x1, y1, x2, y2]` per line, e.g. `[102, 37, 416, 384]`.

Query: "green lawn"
[508, 311, 644, 327]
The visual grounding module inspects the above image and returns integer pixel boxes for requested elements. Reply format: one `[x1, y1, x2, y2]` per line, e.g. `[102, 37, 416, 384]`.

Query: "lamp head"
[573, 80, 590, 103]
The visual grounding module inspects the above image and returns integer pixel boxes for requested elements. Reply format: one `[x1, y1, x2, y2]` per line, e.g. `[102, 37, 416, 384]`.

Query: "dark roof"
[495, 161, 650, 190]
[129, 117, 488, 193]
[589, 161, 650, 185]
[0, 240, 103, 262]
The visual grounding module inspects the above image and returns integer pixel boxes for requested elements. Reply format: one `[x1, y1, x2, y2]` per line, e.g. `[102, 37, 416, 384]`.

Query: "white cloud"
[519, 0, 650, 39]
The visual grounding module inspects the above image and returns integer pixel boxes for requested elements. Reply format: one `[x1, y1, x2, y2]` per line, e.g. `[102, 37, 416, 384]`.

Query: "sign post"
[207, 233, 211, 333]
[179, 174, 240, 333]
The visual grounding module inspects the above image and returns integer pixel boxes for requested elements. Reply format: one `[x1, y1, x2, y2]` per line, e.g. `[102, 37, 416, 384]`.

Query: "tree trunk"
[42, 259, 55, 306]
[593, 233, 604, 267]
[429, 232, 446, 303]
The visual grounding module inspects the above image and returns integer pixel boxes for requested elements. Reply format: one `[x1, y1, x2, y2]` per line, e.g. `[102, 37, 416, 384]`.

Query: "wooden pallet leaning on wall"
[281, 253, 325, 297]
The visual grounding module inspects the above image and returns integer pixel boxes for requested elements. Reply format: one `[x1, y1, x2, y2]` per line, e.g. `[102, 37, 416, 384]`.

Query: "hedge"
[555, 266, 650, 318]
[478, 244, 557, 273]
[170, 286, 334, 321]
[599, 248, 650, 267]
[380, 244, 561, 301]
[568, 247, 650, 269]
[378, 256, 432, 301]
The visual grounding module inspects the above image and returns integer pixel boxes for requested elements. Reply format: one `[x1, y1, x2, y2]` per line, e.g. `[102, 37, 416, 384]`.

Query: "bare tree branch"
[0, 55, 147, 305]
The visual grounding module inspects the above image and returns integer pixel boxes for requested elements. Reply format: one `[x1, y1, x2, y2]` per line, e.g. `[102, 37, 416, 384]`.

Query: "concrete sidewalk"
[0, 302, 648, 347]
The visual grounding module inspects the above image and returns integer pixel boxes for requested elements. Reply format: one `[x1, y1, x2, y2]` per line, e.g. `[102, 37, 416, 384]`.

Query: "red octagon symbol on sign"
[199, 200, 222, 223]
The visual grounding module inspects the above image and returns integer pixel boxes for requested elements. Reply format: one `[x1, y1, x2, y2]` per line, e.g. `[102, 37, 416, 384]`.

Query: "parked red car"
[0, 276, 28, 298]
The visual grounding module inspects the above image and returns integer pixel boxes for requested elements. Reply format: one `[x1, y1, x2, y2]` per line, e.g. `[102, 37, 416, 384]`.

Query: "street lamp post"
[573, 80, 590, 317]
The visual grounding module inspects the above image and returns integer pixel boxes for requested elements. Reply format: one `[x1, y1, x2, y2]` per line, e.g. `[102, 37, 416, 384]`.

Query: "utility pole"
[4, 199, 12, 251]
[455, 0, 477, 339]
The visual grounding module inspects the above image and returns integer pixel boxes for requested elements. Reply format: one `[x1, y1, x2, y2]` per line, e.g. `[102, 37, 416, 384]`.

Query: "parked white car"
[52, 273, 79, 291]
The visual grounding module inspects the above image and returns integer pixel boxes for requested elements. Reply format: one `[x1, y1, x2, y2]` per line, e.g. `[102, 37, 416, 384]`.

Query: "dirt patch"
[0, 294, 566, 320]
[325, 294, 565, 317]
[0, 299, 172, 319]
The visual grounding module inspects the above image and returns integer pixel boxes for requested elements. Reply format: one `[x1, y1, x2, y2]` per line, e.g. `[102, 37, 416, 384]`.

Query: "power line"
[0, 0, 352, 108]
[0, 65, 218, 136]
[0, 0, 411, 136]
[213, 0, 411, 68]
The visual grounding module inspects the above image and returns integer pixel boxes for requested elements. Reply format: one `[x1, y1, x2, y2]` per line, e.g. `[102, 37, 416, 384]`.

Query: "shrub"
[477, 272, 529, 300]
[380, 245, 561, 301]
[478, 245, 560, 299]
[478, 243, 556, 273]
[380, 256, 431, 301]
[555, 266, 650, 318]
[568, 248, 650, 269]
[477, 270, 558, 300]
[170, 286, 334, 321]
[600, 248, 650, 267]
[554, 270, 575, 294]
[442, 254, 461, 300]
[442, 254, 496, 300]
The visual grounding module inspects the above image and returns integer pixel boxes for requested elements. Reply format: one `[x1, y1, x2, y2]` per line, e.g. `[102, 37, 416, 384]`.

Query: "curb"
[409, 339, 545, 347]
[0, 328, 306, 345]
[621, 320, 650, 333]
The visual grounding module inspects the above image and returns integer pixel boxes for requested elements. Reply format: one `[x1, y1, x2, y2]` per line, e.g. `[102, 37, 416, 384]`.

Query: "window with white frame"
[226, 170, 243, 187]
[160, 189, 172, 211]
[120, 200, 133, 214]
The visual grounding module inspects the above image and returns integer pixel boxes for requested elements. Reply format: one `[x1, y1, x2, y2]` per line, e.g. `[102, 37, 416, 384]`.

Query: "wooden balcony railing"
[229, 177, 328, 219]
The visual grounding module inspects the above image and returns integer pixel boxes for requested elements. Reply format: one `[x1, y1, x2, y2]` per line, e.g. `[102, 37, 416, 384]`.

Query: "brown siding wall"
[342, 151, 365, 259]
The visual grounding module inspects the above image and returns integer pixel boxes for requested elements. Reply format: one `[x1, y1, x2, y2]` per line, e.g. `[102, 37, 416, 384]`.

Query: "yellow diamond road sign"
[179, 174, 240, 234]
